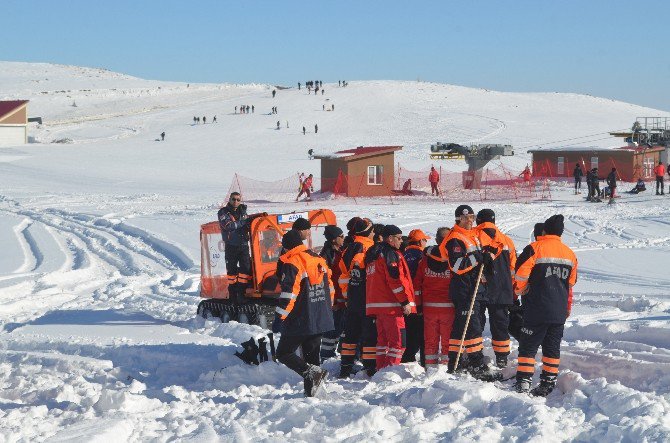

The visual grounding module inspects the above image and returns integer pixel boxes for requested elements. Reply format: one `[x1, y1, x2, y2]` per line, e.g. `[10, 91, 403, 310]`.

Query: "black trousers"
[340, 308, 377, 372]
[448, 296, 484, 370]
[225, 244, 251, 302]
[321, 308, 346, 361]
[401, 314, 425, 365]
[656, 176, 665, 193]
[574, 178, 581, 190]
[479, 302, 511, 357]
[276, 333, 322, 376]
[517, 323, 564, 382]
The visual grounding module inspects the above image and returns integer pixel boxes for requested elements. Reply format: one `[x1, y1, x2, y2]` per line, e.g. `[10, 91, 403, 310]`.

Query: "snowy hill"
[0, 62, 669, 441]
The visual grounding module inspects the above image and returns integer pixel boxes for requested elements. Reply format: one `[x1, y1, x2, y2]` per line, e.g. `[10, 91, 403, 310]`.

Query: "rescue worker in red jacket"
[275, 230, 334, 397]
[401, 229, 430, 365]
[654, 161, 665, 195]
[428, 166, 440, 196]
[338, 218, 378, 378]
[513, 214, 578, 397]
[414, 227, 453, 369]
[439, 205, 501, 381]
[365, 225, 416, 370]
[475, 209, 517, 368]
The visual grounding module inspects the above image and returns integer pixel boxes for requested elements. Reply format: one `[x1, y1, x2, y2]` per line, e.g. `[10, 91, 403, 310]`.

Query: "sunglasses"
[230, 198, 241, 202]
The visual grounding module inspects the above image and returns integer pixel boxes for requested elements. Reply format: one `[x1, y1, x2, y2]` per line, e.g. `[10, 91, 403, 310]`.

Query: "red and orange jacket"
[413, 245, 452, 314]
[276, 244, 335, 336]
[429, 169, 440, 184]
[476, 222, 517, 305]
[338, 235, 375, 314]
[365, 242, 416, 316]
[514, 235, 577, 324]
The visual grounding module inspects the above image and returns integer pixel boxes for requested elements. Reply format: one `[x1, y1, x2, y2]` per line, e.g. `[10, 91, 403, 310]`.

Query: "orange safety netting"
[227, 172, 306, 203]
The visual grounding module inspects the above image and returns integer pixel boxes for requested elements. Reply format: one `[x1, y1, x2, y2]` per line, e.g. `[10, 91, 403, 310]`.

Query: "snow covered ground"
[1, 62, 669, 441]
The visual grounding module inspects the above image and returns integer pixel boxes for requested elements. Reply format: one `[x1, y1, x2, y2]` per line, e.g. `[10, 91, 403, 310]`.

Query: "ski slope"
[1, 62, 669, 441]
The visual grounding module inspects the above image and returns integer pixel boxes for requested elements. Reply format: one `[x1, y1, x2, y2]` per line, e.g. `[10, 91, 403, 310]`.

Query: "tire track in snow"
[12, 219, 42, 273]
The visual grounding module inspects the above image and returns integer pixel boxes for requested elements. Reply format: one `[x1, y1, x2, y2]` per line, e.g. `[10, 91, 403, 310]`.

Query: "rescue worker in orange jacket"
[275, 230, 334, 397]
[414, 227, 454, 369]
[365, 225, 416, 370]
[338, 218, 378, 378]
[513, 214, 578, 397]
[475, 209, 517, 368]
[401, 229, 430, 365]
[439, 205, 501, 381]
[428, 166, 440, 196]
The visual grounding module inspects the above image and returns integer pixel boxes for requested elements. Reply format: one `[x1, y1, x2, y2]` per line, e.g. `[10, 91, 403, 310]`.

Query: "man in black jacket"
[573, 164, 583, 194]
[320, 225, 345, 361]
[217, 192, 253, 320]
[607, 168, 617, 199]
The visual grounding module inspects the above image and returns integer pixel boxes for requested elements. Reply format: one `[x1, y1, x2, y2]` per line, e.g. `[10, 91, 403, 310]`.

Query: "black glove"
[481, 251, 494, 274]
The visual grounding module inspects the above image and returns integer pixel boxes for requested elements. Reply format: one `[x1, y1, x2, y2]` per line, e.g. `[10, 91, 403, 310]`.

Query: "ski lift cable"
[520, 128, 631, 150]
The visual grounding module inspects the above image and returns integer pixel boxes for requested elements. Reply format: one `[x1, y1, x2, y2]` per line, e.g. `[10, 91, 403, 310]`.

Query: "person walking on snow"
[429, 166, 440, 196]
[315, 124, 318, 134]
[654, 161, 665, 195]
[513, 215, 577, 397]
[607, 168, 618, 200]
[365, 225, 416, 371]
[296, 174, 314, 201]
[160, 132, 165, 141]
[275, 230, 333, 397]
[573, 164, 583, 194]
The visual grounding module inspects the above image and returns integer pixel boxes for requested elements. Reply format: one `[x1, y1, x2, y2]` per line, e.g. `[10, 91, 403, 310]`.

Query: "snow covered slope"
[0, 62, 669, 441]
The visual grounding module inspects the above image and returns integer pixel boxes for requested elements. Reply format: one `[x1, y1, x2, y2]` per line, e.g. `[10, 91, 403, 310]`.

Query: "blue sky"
[3, 0, 669, 110]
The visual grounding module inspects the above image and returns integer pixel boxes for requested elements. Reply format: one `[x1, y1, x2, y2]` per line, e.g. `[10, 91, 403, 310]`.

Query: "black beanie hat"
[543, 215, 564, 236]
[282, 230, 304, 250]
[346, 217, 362, 232]
[324, 225, 343, 241]
[353, 218, 373, 236]
[455, 205, 474, 218]
[533, 223, 544, 240]
[292, 217, 311, 231]
[382, 224, 402, 237]
[476, 209, 495, 225]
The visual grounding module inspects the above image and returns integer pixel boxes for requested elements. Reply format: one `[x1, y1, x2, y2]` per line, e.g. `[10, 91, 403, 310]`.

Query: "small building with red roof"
[314, 146, 402, 196]
[529, 145, 664, 181]
[0, 100, 29, 146]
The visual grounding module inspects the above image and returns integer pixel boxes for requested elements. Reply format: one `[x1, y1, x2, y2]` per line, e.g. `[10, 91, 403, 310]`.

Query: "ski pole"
[454, 263, 485, 371]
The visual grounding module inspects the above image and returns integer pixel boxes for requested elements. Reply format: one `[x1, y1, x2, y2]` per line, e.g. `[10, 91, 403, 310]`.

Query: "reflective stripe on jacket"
[439, 224, 484, 303]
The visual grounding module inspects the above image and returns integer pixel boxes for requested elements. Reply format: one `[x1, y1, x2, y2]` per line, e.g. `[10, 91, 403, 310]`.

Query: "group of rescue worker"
[219, 192, 578, 398]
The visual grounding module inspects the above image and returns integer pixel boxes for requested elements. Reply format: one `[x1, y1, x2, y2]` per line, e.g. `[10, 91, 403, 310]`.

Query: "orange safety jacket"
[338, 235, 375, 314]
[439, 224, 484, 303]
[413, 245, 452, 314]
[429, 170, 440, 183]
[514, 235, 577, 324]
[365, 242, 416, 316]
[476, 222, 517, 305]
[276, 244, 335, 336]
[654, 164, 666, 177]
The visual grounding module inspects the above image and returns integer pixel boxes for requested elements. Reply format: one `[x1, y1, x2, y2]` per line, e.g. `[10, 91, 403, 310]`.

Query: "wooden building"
[529, 146, 665, 182]
[315, 146, 402, 197]
[0, 100, 29, 146]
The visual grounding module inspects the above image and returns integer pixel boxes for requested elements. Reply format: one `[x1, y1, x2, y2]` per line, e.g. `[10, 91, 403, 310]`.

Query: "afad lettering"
[545, 266, 570, 279]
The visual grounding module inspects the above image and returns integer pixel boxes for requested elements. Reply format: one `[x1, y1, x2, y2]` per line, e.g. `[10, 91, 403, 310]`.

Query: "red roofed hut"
[529, 145, 664, 182]
[0, 100, 29, 146]
[315, 146, 402, 197]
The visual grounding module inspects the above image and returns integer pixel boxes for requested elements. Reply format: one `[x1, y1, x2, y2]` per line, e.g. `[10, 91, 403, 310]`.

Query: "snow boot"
[469, 364, 503, 382]
[513, 377, 532, 394]
[530, 378, 556, 397]
[303, 365, 328, 397]
[495, 355, 508, 369]
[338, 365, 353, 379]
